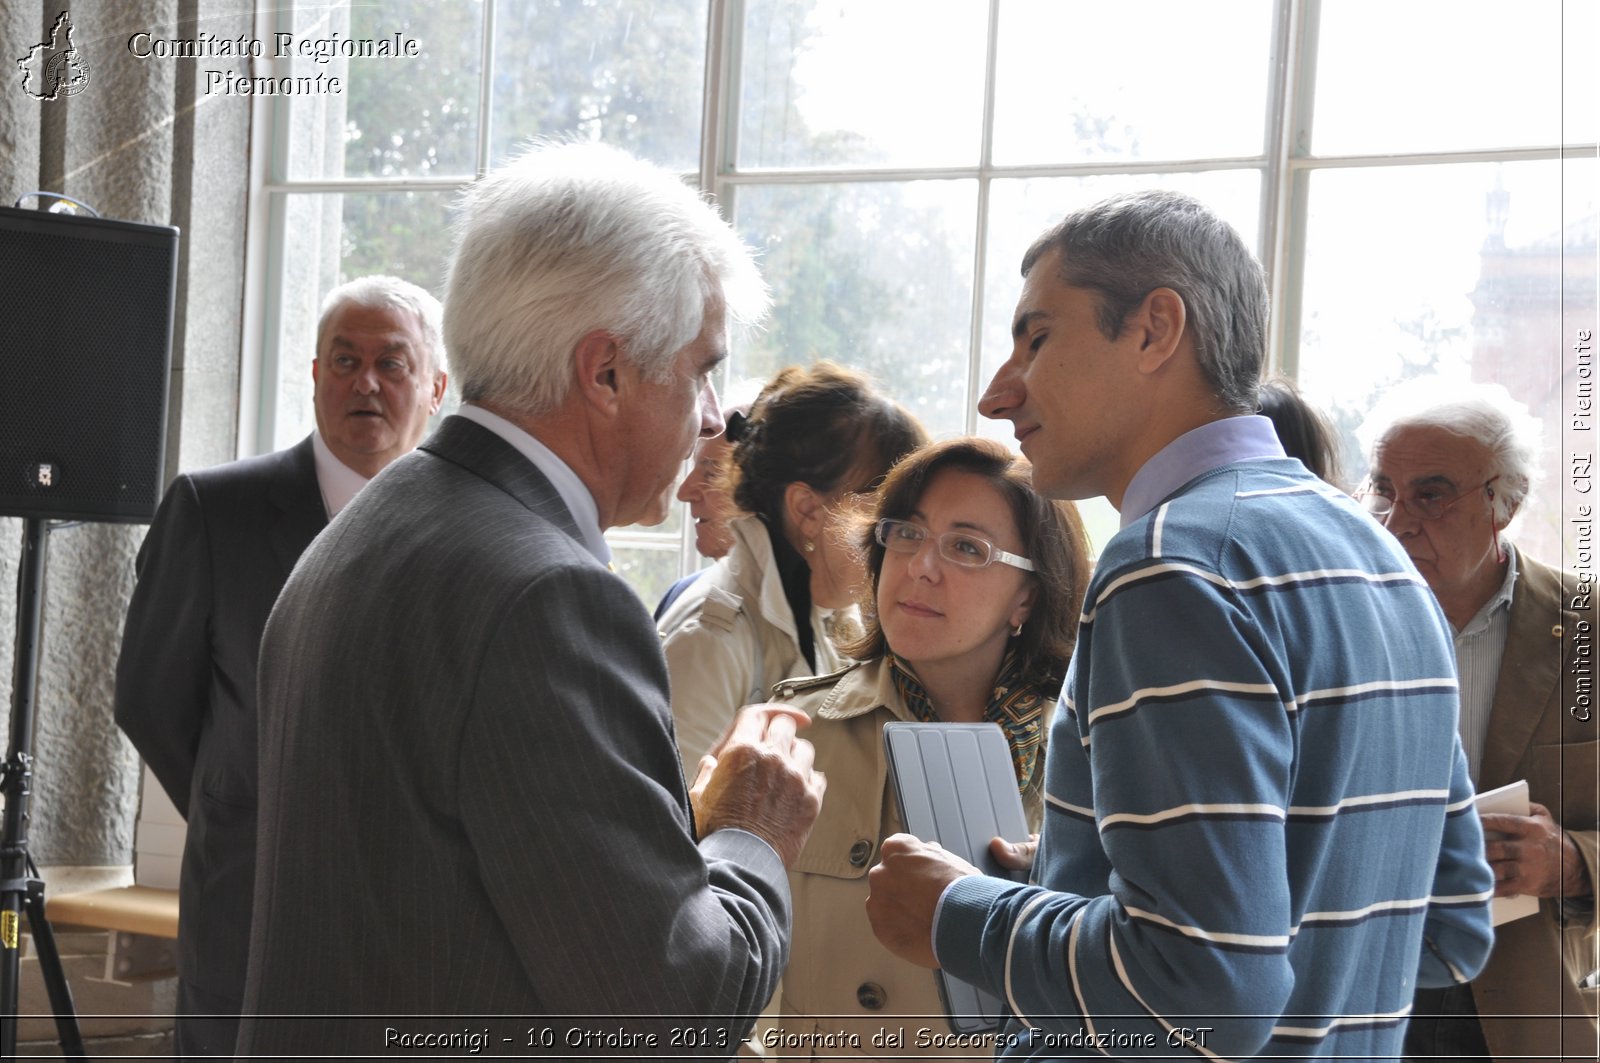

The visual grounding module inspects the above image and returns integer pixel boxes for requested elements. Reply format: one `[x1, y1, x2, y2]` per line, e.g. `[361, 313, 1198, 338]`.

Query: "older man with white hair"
[1362, 380, 1598, 1062]
[238, 142, 824, 1057]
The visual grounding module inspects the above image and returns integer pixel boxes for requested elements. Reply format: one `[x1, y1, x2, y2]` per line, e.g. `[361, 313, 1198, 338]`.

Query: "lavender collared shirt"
[1119, 414, 1287, 525]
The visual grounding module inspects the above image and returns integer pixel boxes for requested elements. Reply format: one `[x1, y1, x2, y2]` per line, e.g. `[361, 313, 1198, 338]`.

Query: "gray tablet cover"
[882, 722, 1030, 1034]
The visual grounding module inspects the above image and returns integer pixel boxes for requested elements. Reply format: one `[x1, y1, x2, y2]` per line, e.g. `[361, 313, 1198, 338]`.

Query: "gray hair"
[443, 140, 769, 418]
[317, 275, 446, 376]
[1358, 377, 1544, 525]
[1022, 189, 1267, 414]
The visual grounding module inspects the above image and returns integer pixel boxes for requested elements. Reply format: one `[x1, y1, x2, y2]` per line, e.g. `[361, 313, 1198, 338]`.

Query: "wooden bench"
[47, 886, 178, 939]
[45, 885, 179, 981]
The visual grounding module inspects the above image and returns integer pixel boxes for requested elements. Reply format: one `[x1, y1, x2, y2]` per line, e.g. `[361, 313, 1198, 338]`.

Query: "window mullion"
[964, 0, 1004, 438]
[701, 0, 741, 196]
[1263, 0, 1317, 378]
[476, 0, 498, 176]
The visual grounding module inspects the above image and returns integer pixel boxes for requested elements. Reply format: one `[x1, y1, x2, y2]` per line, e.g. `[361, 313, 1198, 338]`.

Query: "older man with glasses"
[1363, 381, 1598, 1063]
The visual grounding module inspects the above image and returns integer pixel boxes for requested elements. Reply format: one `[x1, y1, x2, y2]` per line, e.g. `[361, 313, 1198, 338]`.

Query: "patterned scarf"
[889, 652, 1049, 793]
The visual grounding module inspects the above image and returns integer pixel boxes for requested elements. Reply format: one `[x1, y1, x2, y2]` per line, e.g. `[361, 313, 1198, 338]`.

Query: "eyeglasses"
[1358, 476, 1499, 522]
[875, 518, 1035, 572]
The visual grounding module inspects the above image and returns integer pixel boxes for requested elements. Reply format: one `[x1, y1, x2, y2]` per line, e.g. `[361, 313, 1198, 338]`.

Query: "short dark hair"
[842, 437, 1091, 690]
[729, 362, 926, 524]
[1023, 189, 1267, 414]
[1258, 377, 1343, 486]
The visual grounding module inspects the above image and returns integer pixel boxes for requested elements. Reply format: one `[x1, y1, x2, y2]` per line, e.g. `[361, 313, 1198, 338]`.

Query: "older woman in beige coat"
[768, 438, 1090, 1060]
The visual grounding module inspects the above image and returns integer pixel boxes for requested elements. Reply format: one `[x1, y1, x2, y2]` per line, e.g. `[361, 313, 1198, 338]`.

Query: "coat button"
[848, 839, 873, 867]
[857, 982, 887, 1010]
[1553, 624, 1564, 638]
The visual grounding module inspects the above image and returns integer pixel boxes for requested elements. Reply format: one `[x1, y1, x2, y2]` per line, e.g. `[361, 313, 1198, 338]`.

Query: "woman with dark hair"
[769, 437, 1090, 1057]
[1259, 376, 1344, 487]
[658, 361, 926, 778]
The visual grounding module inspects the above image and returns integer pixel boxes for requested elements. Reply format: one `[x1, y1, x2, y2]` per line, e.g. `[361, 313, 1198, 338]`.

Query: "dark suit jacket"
[237, 416, 790, 1057]
[1469, 547, 1598, 1061]
[113, 436, 327, 1006]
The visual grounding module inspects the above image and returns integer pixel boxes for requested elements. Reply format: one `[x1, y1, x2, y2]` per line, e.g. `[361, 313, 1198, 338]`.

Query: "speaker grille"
[0, 210, 177, 522]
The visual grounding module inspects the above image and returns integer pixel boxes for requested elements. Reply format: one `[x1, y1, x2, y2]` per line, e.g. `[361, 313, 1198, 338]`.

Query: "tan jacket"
[1470, 547, 1598, 1061]
[768, 659, 1044, 1060]
[659, 515, 853, 778]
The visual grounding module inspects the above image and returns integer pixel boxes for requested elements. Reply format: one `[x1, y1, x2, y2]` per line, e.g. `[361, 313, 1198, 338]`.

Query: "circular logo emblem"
[45, 49, 90, 97]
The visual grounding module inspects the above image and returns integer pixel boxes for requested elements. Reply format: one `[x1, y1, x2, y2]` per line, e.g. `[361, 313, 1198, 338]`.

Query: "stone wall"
[0, 0, 253, 869]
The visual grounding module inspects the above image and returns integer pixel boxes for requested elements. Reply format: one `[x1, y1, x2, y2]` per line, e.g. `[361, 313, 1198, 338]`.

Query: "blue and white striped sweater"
[934, 459, 1494, 1060]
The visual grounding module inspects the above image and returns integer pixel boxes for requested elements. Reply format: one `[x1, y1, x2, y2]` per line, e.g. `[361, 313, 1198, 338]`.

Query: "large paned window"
[251, 0, 1597, 604]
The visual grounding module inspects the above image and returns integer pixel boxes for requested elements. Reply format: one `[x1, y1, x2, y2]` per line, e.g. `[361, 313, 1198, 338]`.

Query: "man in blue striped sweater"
[865, 190, 1495, 1059]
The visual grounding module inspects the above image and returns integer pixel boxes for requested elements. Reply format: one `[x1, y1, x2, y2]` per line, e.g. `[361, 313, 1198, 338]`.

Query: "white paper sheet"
[1474, 779, 1540, 926]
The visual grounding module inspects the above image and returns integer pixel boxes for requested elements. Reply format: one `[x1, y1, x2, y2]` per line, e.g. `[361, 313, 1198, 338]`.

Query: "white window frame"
[238, 0, 1598, 579]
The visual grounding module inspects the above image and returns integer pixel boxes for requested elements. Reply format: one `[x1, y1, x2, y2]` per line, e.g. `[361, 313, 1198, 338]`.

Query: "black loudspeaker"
[0, 205, 179, 522]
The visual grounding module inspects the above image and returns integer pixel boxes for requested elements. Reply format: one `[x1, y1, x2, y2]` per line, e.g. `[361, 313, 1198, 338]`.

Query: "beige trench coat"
[767, 658, 1044, 1061]
[659, 515, 853, 779]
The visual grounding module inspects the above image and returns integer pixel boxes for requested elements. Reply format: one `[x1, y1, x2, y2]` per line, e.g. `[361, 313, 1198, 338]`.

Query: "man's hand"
[865, 834, 981, 969]
[1480, 801, 1592, 899]
[690, 704, 825, 868]
[989, 833, 1039, 873]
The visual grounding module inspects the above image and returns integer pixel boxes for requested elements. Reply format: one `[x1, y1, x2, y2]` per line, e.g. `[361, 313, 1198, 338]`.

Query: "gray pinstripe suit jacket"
[237, 416, 791, 1057]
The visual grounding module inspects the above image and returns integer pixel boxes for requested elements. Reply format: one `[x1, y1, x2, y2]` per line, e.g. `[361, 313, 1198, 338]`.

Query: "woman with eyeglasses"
[768, 437, 1090, 1057]
[658, 362, 925, 780]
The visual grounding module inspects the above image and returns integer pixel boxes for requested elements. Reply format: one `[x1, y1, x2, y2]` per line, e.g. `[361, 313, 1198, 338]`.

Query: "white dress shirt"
[311, 430, 370, 518]
[453, 404, 612, 564]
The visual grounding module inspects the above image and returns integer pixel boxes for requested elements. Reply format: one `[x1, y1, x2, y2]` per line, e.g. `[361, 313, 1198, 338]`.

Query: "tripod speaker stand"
[1, 519, 87, 1060]
[0, 200, 178, 1061]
